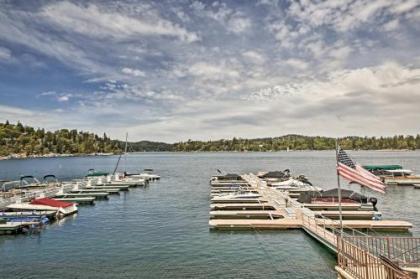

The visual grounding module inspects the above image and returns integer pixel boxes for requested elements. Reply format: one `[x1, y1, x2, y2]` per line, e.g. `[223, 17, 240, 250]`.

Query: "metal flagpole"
[335, 139, 343, 236]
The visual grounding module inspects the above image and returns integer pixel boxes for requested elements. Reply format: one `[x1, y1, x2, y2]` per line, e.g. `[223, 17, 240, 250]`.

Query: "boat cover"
[86, 171, 109, 177]
[362, 165, 402, 171]
[298, 189, 368, 204]
[31, 198, 73, 208]
[259, 171, 289, 179]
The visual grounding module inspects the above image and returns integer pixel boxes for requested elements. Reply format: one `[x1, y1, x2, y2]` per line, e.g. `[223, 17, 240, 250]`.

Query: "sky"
[0, 0, 419, 142]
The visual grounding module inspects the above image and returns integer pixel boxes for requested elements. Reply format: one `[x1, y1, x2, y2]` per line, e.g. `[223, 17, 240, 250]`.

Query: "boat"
[297, 188, 378, 210]
[363, 165, 420, 185]
[258, 170, 290, 182]
[0, 215, 50, 224]
[0, 211, 57, 220]
[18, 176, 45, 189]
[7, 198, 78, 217]
[210, 173, 248, 187]
[85, 169, 109, 178]
[124, 170, 160, 181]
[211, 192, 262, 201]
[362, 165, 403, 176]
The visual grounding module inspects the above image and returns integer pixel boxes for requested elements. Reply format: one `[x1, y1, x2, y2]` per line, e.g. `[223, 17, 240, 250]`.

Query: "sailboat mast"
[124, 132, 128, 173]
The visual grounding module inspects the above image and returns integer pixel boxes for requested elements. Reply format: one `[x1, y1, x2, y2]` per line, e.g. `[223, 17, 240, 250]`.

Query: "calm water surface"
[0, 151, 419, 279]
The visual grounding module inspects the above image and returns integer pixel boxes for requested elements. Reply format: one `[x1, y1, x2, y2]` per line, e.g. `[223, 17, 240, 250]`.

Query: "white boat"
[272, 178, 322, 192]
[211, 192, 262, 201]
[272, 178, 309, 187]
[7, 198, 78, 217]
[129, 173, 160, 181]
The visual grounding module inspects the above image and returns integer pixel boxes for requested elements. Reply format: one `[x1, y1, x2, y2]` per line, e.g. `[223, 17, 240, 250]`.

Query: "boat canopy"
[86, 170, 109, 177]
[1, 181, 20, 192]
[298, 188, 369, 204]
[31, 198, 73, 208]
[362, 165, 403, 171]
[20, 175, 35, 180]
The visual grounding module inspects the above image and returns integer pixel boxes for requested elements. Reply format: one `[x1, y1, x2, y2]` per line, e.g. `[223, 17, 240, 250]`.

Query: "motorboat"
[258, 170, 290, 182]
[363, 165, 420, 185]
[210, 173, 248, 187]
[297, 188, 378, 210]
[125, 169, 160, 181]
[7, 198, 78, 217]
[212, 192, 262, 200]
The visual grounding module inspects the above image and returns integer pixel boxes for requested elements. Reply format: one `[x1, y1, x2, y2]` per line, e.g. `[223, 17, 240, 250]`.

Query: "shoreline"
[0, 152, 116, 161]
[0, 149, 416, 161]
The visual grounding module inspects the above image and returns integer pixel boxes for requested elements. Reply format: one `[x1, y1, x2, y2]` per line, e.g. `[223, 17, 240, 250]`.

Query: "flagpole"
[335, 139, 343, 236]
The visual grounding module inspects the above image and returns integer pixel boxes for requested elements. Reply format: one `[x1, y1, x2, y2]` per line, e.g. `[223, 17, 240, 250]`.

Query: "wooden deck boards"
[209, 218, 302, 230]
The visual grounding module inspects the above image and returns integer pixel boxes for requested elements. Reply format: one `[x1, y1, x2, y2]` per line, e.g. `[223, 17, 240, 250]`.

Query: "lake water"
[0, 151, 419, 279]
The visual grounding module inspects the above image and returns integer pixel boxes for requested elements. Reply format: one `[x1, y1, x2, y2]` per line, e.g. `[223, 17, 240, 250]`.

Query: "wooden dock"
[209, 173, 418, 278]
[209, 173, 413, 239]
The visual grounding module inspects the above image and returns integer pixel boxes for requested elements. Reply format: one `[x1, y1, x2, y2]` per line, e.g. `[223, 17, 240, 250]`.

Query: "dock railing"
[342, 236, 420, 267]
[337, 237, 416, 279]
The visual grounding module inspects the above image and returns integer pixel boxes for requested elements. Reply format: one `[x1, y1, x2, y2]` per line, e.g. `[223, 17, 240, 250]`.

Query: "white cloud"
[1, 1, 420, 141]
[188, 62, 240, 79]
[242, 50, 265, 64]
[0, 46, 11, 61]
[41, 2, 199, 43]
[122, 67, 146, 77]
[390, 0, 419, 14]
[57, 95, 70, 102]
[228, 17, 251, 33]
[285, 58, 309, 70]
[383, 19, 399, 31]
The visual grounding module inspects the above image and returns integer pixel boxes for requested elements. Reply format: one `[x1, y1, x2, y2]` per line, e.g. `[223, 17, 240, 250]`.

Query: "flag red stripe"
[355, 164, 382, 182]
[337, 163, 386, 193]
[338, 164, 385, 189]
[338, 168, 385, 191]
[338, 171, 385, 193]
[340, 170, 385, 190]
[339, 169, 385, 193]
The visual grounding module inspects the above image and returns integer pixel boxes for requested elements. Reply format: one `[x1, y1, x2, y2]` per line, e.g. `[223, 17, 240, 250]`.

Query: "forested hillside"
[172, 135, 420, 151]
[0, 121, 121, 157]
[1, 121, 419, 157]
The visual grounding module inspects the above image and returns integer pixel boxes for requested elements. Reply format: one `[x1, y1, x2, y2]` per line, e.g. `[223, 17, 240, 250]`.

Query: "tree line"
[1, 122, 419, 156]
[171, 134, 420, 152]
[0, 121, 121, 157]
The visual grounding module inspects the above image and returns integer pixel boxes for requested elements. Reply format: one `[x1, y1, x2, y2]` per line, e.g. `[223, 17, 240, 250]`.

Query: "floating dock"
[209, 173, 418, 279]
[209, 174, 413, 233]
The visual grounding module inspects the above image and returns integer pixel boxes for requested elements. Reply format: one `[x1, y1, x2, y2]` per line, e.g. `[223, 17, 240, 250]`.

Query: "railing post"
[364, 249, 369, 279]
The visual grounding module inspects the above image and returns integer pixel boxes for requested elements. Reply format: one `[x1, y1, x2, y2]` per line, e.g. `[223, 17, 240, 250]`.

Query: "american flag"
[336, 148, 386, 193]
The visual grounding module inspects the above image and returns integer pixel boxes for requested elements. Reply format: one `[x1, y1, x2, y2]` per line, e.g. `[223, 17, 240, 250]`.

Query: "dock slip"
[209, 173, 420, 279]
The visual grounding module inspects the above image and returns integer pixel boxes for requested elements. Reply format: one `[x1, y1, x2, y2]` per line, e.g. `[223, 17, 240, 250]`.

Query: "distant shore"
[1, 149, 416, 160]
[0, 152, 116, 161]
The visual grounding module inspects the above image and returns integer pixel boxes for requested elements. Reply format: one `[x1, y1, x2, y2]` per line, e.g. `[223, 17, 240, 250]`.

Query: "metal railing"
[338, 237, 415, 279]
[342, 236, 420, 267]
